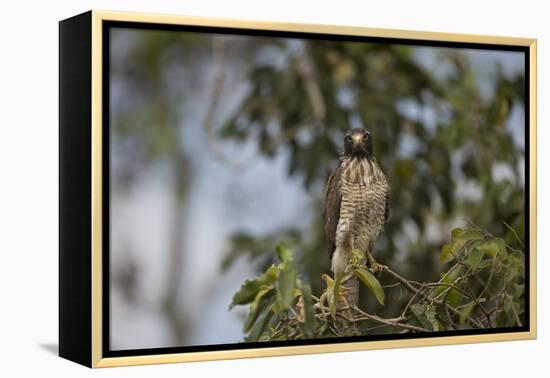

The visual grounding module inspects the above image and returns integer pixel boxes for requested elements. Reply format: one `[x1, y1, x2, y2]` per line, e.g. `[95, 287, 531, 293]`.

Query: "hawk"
[323, 128, 390, 304]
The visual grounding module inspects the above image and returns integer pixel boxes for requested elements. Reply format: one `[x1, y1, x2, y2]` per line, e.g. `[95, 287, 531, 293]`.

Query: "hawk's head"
[343, 128, 373, 159]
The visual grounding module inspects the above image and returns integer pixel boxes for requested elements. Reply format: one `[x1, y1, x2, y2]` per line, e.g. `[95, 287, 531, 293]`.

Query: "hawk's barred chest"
[336, 156, 389, 253]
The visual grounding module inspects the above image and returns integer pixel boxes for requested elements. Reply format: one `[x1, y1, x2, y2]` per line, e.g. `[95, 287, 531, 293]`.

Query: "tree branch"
[379, 264, 486, 329]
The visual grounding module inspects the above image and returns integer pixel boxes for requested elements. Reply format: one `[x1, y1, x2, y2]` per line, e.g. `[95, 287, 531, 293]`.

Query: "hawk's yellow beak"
[352, 134, 363, 144]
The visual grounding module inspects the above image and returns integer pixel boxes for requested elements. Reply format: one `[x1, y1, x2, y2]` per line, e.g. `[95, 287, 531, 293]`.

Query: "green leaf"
[440, 228, 484, 264]
[275, 243, 292, 263]
[440, 240, 459, 264]
[274, 245, 297, 312]
[244, 302, 275, 342]
[446, 288, 462, 308]
[496, 310, 507, 328]
[231, 281, 262, 308]
[244, 288, 274, 332]
[461, 229, 484, 241]
[230, 265, 279, 308]
[354, 267, 385, 305]
[436, 305, 453, 329]
[477, 259, 494, 270]
[411, 302, 441, 331]
[460, 301, 476, 325]
[425, 306, 441, 331]
[465, 246, 485, 271]
[451, 228, 464, 238]
[431, 265, 463, 300]
[411, 303, 426, 317]
[503, 294, 512, 312]
[276, 264, 297, 311]
[329, 273, 344, 315]
[299, 283, 316, 339]
[478, 238, 506, 258]
[513, 284, 525, 298]
[442, 264, 463, 283]
[411, 303, 431, 330]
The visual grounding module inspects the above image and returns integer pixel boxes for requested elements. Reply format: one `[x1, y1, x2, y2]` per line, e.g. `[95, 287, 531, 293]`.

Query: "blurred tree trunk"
[161, 152, 191, 344]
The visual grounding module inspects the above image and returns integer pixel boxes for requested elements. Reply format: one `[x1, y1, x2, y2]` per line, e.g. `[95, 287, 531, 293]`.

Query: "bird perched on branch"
[323, 128, 390, 306]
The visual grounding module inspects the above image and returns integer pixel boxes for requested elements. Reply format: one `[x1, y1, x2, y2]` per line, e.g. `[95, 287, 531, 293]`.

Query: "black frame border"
[59, 11, 93, 367]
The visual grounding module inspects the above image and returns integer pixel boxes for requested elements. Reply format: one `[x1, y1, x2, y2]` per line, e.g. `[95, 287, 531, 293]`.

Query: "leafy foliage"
[230, 244, 317, 341]
[231, 225, 525, 341]
[353, 267, 385, 306]
[219, 39, 525, 306]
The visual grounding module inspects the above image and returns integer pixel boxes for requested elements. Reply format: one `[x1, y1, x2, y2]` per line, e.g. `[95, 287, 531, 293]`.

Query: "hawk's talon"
[370, 263, 383, 278]
[367, 254, 383, 278]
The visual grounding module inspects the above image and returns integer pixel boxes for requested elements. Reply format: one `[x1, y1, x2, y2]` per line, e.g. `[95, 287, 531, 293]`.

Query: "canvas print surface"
[108, 25, 527, 351]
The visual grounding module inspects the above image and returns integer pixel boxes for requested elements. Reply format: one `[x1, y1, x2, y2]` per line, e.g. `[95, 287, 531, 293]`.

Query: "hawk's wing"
[384, 189, 390, 223]
[323, 161, 343, 261]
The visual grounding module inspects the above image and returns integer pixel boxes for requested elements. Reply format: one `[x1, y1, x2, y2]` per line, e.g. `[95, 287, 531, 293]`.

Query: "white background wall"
[0, 0, 546, 376]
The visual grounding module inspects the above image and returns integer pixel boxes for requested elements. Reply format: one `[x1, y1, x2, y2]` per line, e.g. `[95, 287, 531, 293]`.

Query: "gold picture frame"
[59, 9, 537, 368]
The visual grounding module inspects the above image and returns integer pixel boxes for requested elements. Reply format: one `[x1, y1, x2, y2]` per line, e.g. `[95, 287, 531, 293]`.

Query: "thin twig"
[202, 37, 255, 169]
[423, 281, 472, 300]
[400, 285, 425, 318]
[503, 221, 525, 249]
[507, 293, 523, 327]
[477, 254, 497, 303]
[383, 282, 402, 289]
[379, 264, 485, 329]
[351, 306, 431, 333]
[295, 44, 326, 122]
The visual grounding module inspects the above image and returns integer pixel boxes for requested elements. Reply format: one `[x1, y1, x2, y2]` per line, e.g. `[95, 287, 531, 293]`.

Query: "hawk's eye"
[364, 134, 369, 140]
[346, 136, 352, 142]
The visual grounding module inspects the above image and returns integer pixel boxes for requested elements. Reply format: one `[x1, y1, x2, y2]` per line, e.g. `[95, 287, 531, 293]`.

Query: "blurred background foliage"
[109, 27, 525, 348]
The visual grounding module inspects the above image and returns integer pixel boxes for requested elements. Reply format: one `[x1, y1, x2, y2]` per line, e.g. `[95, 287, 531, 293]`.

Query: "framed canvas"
[59, 10, 537, 368]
